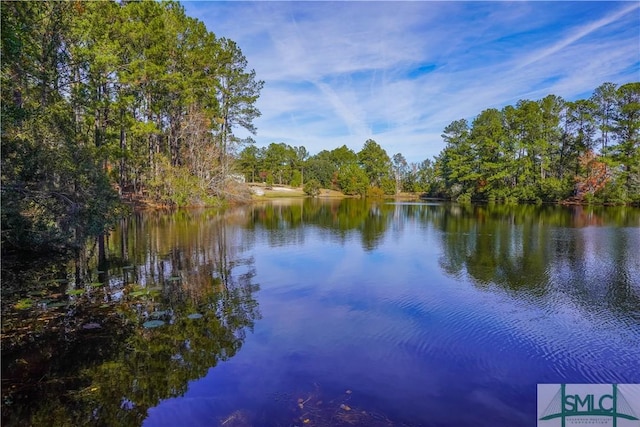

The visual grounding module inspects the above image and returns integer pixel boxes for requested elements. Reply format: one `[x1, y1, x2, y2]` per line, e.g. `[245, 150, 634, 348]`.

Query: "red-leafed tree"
[574, 150, 610, 199]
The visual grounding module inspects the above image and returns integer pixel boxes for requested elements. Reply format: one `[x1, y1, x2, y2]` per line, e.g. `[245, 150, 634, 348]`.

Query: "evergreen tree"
[358, 139, 392, 191]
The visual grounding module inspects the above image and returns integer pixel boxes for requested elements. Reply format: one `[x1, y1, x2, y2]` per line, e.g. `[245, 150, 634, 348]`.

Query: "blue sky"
[182, 1, 640, 163]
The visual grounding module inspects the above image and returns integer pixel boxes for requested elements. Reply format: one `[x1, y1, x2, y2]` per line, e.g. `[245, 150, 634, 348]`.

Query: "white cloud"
[516, 2, 640, 70]
[183, 1, 640, 162]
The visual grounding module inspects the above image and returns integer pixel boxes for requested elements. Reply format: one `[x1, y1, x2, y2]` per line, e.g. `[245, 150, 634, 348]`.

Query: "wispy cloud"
[313, 80, 370, 137]
[517, 2, 640, 70]
[183, 1, 640, 162]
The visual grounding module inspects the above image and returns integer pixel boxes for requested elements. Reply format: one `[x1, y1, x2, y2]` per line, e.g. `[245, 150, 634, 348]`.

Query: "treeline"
[238, 140, 432, 197]
[239, 82, 639, 204]
[1, 1, 262, 251]
[431, 82, 639, 204]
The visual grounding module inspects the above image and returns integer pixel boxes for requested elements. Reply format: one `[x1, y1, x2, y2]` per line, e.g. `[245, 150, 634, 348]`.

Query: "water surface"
[2, 200, 639, 426]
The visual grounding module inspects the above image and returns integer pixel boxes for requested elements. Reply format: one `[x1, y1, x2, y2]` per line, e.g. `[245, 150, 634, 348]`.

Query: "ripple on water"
[364, 276, 640, 387]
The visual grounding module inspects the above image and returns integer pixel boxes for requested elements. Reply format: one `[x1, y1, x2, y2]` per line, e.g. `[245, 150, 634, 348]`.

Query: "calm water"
[2, 199, 639, 426]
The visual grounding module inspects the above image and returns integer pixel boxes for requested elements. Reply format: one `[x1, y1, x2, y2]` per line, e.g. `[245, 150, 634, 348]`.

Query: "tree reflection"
[428, 203, 640, 316]
[1, 209, 260, 427]
[3, 201, 638, 426]
[248, 198, 396, 250]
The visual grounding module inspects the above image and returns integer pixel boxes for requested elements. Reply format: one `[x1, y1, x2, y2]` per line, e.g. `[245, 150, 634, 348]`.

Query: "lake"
[2, 199, 639, 426]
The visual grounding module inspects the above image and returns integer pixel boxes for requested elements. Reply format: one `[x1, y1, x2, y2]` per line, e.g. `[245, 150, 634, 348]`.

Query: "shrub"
[538, 177, 572, 202]
[456, 192, 472, 204]
[509, 185, 539, 203]
[147, 158, 222, 207]
[303, 179, 321, 197]
[367, 186, 385, 198]
[592, 179, 629, 205]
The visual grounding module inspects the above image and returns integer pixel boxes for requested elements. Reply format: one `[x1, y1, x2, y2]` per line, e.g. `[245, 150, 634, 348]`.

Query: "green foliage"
[265, 172, 274, 186]
[147, 158, 219, 207]
[305, 157, 334, 188]
[591, 177, 629, 205]
[338, 163, 369, 196]
[609, 82, 640, 199]
[302, 146, 359, 189]
[367, 186, 385, 198]
[238, 144, 260, 182]
[511, 185, 539, 203]
[14, 298, 33, 310]
[290, 170, 302, 187]
[538, 177, 572, 202]
[379, 176, 397, 195]
[238, 142, 308, 187]
[456, 192, 472, 204]
[429, 82, 640, 205]
[504, 196, 519, 206]
[330, 145, 359, 168]
[358, 139, 392, 188]
[1, 0, 264, 252]
[412, 159, 437, 194]
[303, 179, 321, 197]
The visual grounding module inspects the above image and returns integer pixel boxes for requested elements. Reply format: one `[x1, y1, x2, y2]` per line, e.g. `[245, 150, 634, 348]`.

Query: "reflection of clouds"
[253, 229, 364, 293]
[253, 221, 434, 296]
